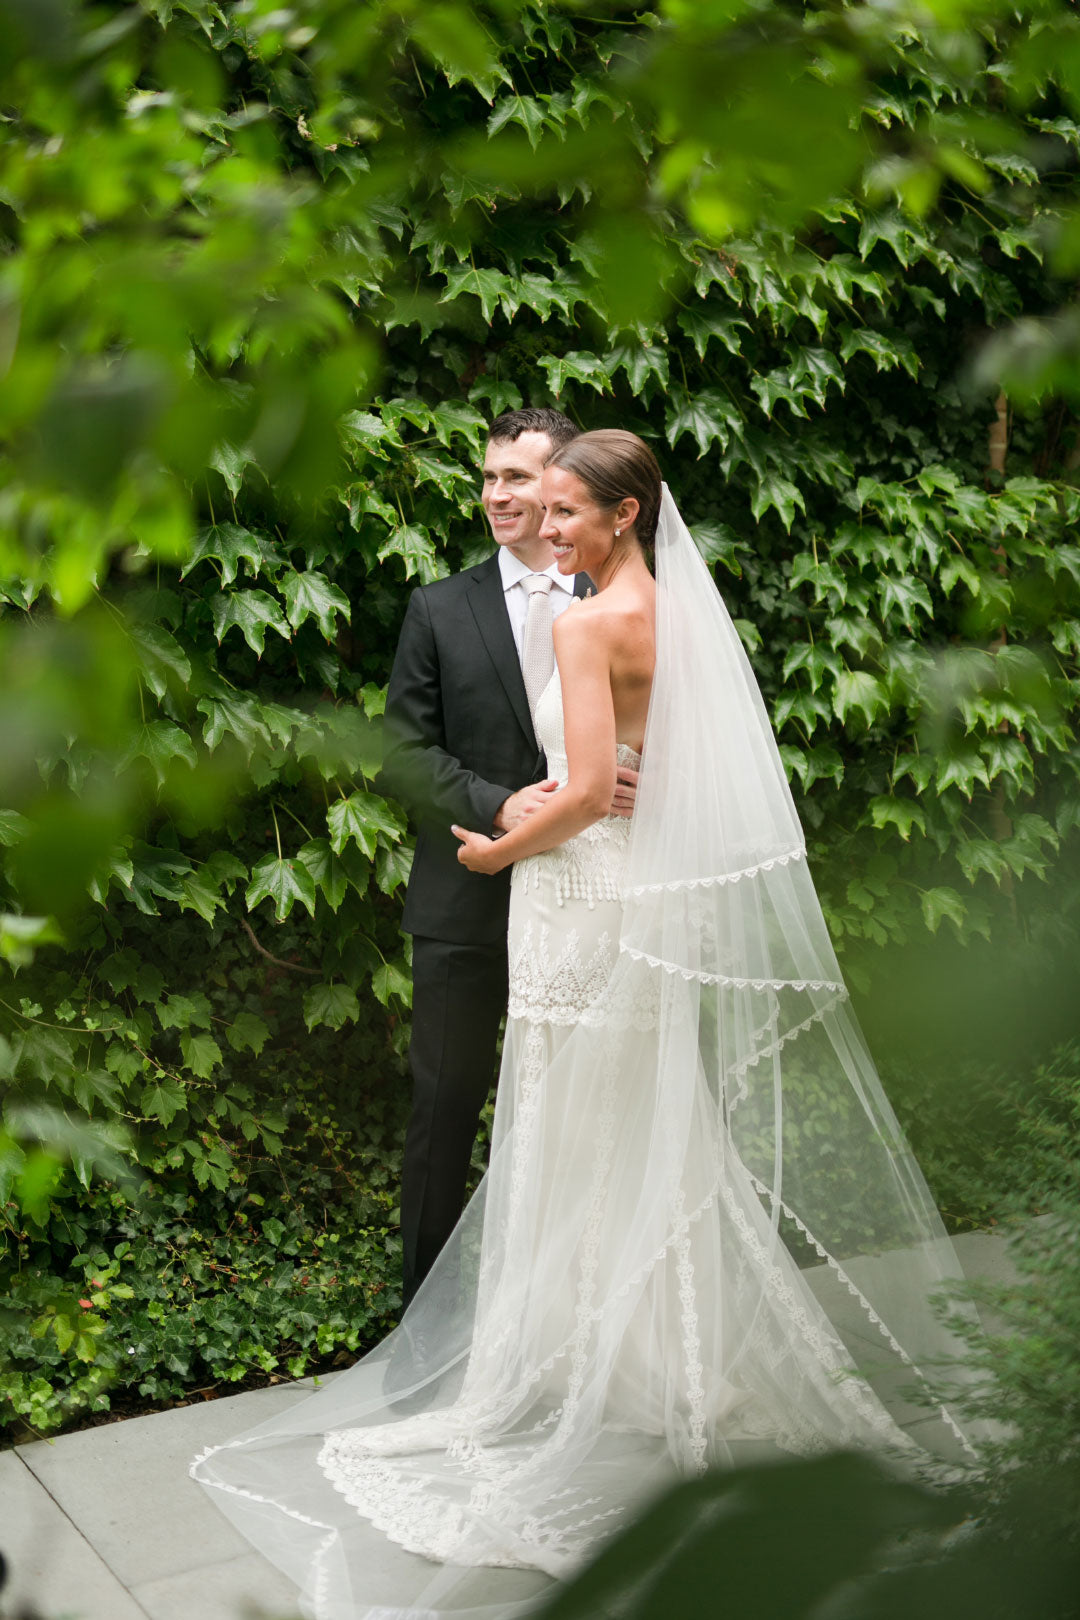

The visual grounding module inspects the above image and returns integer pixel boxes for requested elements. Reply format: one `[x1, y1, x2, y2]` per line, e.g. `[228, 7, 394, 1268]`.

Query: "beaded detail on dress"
[508, 666, 640, 1027]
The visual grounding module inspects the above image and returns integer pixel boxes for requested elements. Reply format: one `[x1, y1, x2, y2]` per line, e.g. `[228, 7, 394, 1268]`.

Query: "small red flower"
[78, 1298, 93, 1309]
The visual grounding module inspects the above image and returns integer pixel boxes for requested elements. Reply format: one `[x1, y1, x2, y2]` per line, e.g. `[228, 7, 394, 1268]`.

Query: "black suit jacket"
[380, 553, 591, 945]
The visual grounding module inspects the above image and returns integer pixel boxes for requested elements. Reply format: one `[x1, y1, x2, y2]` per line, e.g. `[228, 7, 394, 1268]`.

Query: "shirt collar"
[497, 548, 574, 594]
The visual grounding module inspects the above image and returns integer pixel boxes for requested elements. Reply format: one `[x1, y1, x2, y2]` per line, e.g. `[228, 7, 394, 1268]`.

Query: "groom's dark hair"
[488, 407, 578, 451]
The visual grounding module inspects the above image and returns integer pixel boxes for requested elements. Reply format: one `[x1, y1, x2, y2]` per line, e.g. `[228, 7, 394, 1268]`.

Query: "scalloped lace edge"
[621, 945, 846, 995]
[745, 1175, 977, 1459]
[625, 847, 806, 896]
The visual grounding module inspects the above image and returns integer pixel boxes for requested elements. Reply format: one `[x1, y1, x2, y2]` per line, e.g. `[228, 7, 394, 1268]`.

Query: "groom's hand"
[610, 765, 639, 819]
[492, 780, 558, 834]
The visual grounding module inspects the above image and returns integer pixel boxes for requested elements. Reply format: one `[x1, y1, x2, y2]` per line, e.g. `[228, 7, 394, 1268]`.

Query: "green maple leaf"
[947, 487, 991, 527]
[345, 482, 398, 529]
[411, 449, 473, 501]
[209, 442, 257, 497]
[920, 886, 966, 935]
[141, 1075, 187, 1126]
[327, 792, 406, 858]
[281, 571, 350, 641]
[487, 93, 548, 150]
[536, 351, 612, 397]
[511, 272, 581, 322]
[181, 1032, 223, 1079]
[381, 397, 433, 434]
[226, 1011, 271, 1056]
[868, 795, 926, 842]
[341, 411, 403, 459]
[879, 574, 933, 627]
[939, 556, 982, 597]
[802, 745, 844, 788]
[893, 754, 935, 793]
[377, 523, 445, 584]
[772, 689, 833, 735]
[197, 693, 271, 755]
[935, 743, 991, 798]
[833, 670, 889, 728]
[129, 624, 191, 700]
[410, 5, 509, 102]
[690, 520, 743, 577]
[376, 842, 413, 897]
[751, 371, 812, 420]
[72, 1066, 121, 1115]
[751, 471, 806, 531]
[178, 868, 228, 924]
[0, 810, 31, 847]
[980, 734, 1033, 790]
[675, 308, 748, 361]
[469, 377, 523, 417]
[245, 854, 318, 922]
[183, 524, 267, 587]
[258, 701, 307, 747]
[372, 961, 412, 1008]
[441, 265, 514, 323]
[294, 837, 368, 912]
[788, 346, 845, 406]
[119, 722, 197, 786]
[606, 342, 670, 394]
[157, 992, 212, 1032]
[664, 388, 740, 456]
[782, 642, 843, 693]
[840, 327, 920, 378]
[210, 590, 291, 656]
[121, 845, 191, 916]
[429, 402, 488, 454]
[302, 981, 360, 1032]
[858, 211, 926, 267]
[104, 1040, 143, 1086]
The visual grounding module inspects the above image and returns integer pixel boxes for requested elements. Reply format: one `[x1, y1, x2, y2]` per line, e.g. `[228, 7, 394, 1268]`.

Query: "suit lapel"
[573, 573, 595, 600]
[466, 557, 536, 749]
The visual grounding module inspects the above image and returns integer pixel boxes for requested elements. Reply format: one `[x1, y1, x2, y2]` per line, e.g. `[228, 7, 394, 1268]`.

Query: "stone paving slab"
[17, 1382, 314, 1592]
[129, 1551, 301, 1620]
[0, 1448, 149, 1620]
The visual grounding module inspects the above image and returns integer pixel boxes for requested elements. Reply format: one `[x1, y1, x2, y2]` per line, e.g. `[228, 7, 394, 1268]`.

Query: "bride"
[193, 431, 978, 1619]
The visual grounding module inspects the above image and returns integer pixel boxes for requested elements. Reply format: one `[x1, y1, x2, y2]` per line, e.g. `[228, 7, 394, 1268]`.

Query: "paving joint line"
[11, 1443, 155, 1620]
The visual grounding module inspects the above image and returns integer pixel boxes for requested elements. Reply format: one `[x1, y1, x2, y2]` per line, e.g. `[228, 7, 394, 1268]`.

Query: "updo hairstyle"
[546, 429, 662, 552]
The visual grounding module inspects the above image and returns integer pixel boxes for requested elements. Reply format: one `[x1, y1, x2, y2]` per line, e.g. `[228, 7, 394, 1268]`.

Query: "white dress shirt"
[497, 549, 577, 661]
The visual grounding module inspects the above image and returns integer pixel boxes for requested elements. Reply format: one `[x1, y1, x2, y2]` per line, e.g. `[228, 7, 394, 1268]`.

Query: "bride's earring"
[614, 528, 621, 537]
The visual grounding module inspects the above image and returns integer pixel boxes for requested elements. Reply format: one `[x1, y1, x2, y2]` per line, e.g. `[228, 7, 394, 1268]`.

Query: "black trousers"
[399, 934, 508, 1306]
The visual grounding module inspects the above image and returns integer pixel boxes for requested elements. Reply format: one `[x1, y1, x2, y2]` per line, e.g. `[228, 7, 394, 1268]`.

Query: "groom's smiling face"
[481, 430, 552, 558]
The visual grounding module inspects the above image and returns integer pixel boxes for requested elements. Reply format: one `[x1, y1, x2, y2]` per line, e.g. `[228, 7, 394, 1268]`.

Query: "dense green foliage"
[2, 0, 1080, 1436]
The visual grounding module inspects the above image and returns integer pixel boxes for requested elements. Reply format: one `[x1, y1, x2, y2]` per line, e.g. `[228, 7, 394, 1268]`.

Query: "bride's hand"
[452, 825, 500, 874]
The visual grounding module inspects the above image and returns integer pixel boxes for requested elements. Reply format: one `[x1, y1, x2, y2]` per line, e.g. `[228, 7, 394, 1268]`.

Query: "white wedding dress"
[193, 493, 979, 1619]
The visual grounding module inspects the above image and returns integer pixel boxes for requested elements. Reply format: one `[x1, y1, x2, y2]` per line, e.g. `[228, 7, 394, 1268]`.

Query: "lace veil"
[192, 487, 979, 1620]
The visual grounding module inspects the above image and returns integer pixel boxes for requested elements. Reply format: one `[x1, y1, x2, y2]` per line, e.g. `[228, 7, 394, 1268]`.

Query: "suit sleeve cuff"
[472, 781, 512, 833]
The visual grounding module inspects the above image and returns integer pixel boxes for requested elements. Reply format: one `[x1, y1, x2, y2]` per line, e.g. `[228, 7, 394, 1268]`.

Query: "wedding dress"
[193, 490, 979, 1620]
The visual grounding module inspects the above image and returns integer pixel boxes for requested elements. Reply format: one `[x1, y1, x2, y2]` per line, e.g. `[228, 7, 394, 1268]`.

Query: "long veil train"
[193, 488, 979, 1620]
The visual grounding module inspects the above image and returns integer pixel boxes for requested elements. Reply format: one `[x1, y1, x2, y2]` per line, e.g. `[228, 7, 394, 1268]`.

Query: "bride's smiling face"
[539, 466, 619, 576]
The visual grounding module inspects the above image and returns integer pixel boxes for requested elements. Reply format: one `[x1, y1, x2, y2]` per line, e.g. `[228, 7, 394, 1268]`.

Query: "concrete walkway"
[1, 1228, 1025, 1620]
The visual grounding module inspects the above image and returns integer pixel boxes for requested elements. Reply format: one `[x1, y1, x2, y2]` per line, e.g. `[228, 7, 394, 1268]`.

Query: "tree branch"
[239, 918, 321, 976]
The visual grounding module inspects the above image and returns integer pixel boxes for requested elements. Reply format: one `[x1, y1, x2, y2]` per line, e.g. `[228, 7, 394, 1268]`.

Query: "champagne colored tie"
[521, 573, 555, 727]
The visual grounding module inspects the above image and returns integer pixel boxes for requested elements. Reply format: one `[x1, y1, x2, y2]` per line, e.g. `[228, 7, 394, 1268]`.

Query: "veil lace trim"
[625, 846, 806, 895]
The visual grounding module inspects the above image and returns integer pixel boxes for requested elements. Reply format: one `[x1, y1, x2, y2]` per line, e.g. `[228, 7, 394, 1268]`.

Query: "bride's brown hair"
[546, 429, 662, 551]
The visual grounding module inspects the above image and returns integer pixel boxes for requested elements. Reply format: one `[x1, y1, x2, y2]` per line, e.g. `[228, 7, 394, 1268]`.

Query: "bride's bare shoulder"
[556, 582, 653, 637]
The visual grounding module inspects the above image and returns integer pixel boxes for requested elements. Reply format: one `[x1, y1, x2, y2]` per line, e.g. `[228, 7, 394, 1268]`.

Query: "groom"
[381, 406, 634, 1305]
